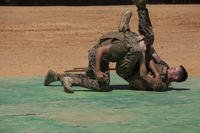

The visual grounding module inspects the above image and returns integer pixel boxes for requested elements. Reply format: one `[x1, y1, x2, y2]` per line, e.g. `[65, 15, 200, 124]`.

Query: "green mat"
[0, 74, 200, 133]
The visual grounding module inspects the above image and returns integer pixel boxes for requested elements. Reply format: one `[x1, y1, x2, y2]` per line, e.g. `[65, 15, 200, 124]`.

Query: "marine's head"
[167, 65, 188, 82]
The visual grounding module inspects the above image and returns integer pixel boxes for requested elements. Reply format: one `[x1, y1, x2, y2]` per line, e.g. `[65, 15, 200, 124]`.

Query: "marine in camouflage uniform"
[44, 15, 144, 93]
[44, 30, 142, 93]
[83, 0, 170, 91]
[44, 0, 170, 93]
[116, 1, 170, 91]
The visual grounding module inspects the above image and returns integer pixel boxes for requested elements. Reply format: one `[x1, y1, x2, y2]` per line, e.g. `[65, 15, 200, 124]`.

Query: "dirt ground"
[0, 5, 199, 77]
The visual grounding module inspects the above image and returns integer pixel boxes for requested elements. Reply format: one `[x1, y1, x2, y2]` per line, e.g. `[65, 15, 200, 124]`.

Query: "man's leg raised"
[133, 0, 154, 46]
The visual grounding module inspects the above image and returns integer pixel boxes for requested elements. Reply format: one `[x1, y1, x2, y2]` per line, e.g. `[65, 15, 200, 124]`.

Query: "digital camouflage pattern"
[116, 8, 170, 91]
[65, 73, 111, 92]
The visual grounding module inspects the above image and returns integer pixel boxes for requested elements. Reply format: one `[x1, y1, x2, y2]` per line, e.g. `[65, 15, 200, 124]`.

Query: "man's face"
[167, 66, 182, 81]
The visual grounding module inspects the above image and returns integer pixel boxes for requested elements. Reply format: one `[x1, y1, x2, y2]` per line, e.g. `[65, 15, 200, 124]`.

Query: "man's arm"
[150, 46, 169, 67]
[149, 59, 162, 86]
[139, 59, 168, 91]
[144, 73, 168, 91]
[138, 46, 154, 85]
[95, 45, 110, 79]
[149, 46, 161, 63]
[139, 49, 167, 91]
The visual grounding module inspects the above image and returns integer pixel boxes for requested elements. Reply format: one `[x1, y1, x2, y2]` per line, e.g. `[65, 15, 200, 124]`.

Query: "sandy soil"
[0, 5, 199, 77]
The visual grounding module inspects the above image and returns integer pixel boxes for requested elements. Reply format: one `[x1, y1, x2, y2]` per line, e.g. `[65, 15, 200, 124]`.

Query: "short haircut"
[177, 65, 188, 82]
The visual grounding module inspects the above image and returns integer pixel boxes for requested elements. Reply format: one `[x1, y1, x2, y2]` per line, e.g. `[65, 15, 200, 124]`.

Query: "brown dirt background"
[0, 5, 199, 77]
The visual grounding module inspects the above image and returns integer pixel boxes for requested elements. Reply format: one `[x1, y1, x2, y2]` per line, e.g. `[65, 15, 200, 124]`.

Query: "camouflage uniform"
[150, 63, 169, 91]
[67, 9, 168, 92]
[116, 8, 169, 91]
[67, 31, 142, 91]
[65, 73, 111, 92]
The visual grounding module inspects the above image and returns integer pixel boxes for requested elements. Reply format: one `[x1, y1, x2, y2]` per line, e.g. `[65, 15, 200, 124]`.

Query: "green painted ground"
[0, 74, 200, 133]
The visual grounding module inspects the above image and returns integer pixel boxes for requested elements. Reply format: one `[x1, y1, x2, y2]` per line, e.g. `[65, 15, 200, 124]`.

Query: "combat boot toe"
[44, 69, 58, 86]
[132, 0, 147, 9]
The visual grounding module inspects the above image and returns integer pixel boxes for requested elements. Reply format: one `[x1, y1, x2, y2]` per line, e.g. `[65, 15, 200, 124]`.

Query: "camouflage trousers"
[82, 41, 111, 91]
[116, 8, 154, 90]
[138, 8, 154, 46]
[66, 73, 111, 92]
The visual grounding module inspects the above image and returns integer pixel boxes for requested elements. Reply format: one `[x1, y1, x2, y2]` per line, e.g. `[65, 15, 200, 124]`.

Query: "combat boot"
[44, 69, 59, 86]
[132, 0, 147, 9]
[61, 76, 74, 93]
[118, 10, 132, 33]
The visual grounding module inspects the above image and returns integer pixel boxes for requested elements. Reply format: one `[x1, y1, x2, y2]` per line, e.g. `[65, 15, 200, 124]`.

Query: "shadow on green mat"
[0, 74, 199, 133]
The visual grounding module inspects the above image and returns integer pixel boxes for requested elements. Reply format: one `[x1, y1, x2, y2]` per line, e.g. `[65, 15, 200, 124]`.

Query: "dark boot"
[132, 0, 147, 9]
[44, 70, 60, 86]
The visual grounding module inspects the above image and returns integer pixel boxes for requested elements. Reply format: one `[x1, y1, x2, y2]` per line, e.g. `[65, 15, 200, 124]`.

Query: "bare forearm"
[152, 49, 169, 67]
[149, 46, 161, 63]
[152, 53, 161, 63]
[149, 59, 159, 76]
[139, 51, 162, 90]
[139, 51, 148, 78]
[95, 48, 103, 71]
[95, 45, 110, 72]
